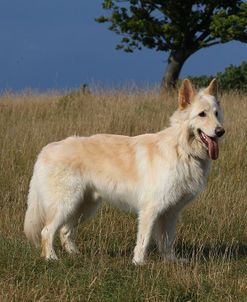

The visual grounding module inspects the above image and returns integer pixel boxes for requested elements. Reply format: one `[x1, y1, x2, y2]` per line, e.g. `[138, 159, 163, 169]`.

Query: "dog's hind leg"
[41, 206, 66, 260]
[132, 206, 158, 265]
[41, 193, 85, 260]
[60, 221, 81, 255]
[59, 190, 101, 255]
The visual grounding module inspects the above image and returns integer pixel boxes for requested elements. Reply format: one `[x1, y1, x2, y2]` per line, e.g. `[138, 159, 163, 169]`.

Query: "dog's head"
[178, 78, 225, 160]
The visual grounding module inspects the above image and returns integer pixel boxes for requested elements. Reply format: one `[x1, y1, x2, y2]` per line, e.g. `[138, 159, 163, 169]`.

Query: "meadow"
[0, 88, 246, 301]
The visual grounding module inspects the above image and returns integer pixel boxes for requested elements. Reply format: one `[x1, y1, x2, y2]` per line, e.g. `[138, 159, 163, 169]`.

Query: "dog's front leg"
[153, 208, 188, 264]
[152, 209, 177, 261]
[132, 206, 157, 265]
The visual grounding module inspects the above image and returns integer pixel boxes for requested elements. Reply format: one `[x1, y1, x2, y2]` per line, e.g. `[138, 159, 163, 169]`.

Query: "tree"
[96, 0, 247, 89]
[187, 60, 247, 91]
[216, 60, 247, 91]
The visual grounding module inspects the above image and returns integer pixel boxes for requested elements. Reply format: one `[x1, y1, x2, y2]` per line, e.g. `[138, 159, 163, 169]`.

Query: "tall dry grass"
[0, 89, 246, 301]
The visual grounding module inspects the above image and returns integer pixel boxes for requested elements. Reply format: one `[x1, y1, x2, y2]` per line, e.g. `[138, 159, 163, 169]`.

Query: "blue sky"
[0, 0, 246, 91]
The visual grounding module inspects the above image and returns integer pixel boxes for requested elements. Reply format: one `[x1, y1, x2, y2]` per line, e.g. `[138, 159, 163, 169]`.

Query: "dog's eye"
[215, 111, 218, 117]
[199, 111, 206, 117]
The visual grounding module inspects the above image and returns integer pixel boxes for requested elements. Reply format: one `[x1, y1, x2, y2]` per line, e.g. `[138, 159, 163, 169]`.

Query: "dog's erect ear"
[205, 78, 217, 97]
[179, 79, 195, 110]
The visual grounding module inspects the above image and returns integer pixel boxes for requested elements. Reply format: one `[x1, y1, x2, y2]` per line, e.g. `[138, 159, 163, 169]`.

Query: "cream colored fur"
[24, 79, 224, 264]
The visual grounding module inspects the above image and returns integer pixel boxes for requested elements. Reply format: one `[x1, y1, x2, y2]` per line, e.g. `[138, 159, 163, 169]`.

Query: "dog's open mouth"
[198, 129, 219, 160]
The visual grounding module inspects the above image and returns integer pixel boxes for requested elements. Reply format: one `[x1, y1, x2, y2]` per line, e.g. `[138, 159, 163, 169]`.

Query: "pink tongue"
[205, 136, 219, 160]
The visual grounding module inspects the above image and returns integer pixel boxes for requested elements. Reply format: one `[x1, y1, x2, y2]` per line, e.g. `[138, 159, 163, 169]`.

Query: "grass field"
[0, 88, 246, 301]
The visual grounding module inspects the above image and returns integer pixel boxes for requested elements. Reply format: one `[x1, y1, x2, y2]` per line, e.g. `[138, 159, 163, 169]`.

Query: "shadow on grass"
[103, 240, 247, 262]
[78, 239, 247, 266]
[1, 235, 247, 264]
[63, 238, 247, 262]
[175, 240, 247, 261]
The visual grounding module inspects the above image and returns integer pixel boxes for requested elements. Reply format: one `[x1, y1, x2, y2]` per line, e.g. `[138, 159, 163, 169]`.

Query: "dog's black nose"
[215, 126, 225, 137]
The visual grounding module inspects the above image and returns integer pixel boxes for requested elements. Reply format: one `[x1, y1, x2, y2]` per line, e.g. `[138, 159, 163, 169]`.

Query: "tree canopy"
[96, 0, 247, 88]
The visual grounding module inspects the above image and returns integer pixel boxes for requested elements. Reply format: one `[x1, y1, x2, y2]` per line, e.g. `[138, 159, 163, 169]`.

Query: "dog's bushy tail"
[24, 175, 44, 247]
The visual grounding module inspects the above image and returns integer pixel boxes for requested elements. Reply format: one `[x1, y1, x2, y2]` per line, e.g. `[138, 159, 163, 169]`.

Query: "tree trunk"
[161, 50, 190, 90]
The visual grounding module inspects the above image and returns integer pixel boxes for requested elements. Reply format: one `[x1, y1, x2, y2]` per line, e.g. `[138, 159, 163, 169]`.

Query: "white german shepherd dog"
[24, 79, 225, 264]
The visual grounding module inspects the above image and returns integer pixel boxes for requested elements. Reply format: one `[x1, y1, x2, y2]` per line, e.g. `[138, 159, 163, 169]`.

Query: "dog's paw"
[42, 250, 59, 261]
[165, 254, 189, 264]
[45, 254, 59, 261]
[132, 257, 145, 266]
[64, 243, 81, 256]
[176, 257, 189, 264]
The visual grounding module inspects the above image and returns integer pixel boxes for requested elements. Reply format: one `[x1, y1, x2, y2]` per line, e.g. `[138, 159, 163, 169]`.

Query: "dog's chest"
[163, 158, 210, 206]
